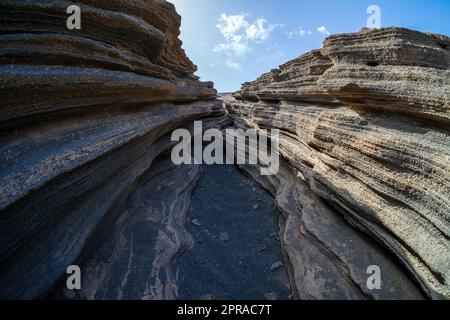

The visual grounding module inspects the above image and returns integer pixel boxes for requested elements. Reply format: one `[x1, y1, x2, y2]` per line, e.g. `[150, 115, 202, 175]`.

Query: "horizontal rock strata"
[236, 157, 424, 300]
[52, 155, 201, 300]
[0, 0, 222, 299]
[227, 27, 450, 299]
[1, 0, 448, 301]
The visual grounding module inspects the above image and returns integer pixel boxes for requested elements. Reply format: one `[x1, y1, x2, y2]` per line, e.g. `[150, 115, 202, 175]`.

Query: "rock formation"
[0, 0, 222, 299]
[0, 0, 448, 300]
[227, 27, 450, 299]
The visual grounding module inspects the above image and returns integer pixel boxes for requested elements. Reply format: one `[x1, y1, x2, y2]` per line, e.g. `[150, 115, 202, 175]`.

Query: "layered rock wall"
[0, 0, 222, 299]
[227, 27, 450, 299]
[1, 1, 449, 300]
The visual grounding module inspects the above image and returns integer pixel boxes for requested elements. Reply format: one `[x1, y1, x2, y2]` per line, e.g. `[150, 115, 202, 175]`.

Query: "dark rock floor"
[177, 165, 292, 300]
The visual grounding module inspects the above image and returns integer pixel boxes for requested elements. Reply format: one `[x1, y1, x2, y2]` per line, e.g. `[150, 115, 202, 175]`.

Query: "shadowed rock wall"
[0, 0, 222, 299]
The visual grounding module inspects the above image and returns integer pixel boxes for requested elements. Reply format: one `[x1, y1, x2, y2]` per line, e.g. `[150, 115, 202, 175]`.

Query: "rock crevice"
[0, 1, 449, 300]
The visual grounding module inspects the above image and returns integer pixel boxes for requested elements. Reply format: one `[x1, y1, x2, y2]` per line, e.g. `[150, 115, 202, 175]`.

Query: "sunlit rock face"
[0, 0, 448, 301]
[0, 0, 222, 299]
[226, 27, 450, 300]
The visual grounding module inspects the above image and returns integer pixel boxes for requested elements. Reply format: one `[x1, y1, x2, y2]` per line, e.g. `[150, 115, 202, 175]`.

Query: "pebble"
[271, 261, 283, 271]
[264, 292, 277, 300]
[200, 293, 216, 300]
[62, 288, 76, 299]
[219, 232, 230, 242]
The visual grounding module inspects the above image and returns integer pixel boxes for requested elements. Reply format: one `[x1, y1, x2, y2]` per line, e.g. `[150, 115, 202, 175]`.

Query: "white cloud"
[245, 18, 275, 42]
[287, 27, 310, 39]
[225, 59, 242, 71]
[217, 13, 249, 40]
[214, 13, 279, 56]
[317, 25, 330, 35]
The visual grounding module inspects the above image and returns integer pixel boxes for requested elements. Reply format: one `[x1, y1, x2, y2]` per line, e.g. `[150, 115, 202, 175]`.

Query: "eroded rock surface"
[0, 0, 222, 299]
[227, 27, 450, 299]
[1, 0, 448, 301]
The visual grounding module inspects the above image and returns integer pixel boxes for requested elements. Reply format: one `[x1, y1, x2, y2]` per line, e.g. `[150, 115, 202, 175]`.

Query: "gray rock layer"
[0, 0, 222, 299]
[227, 27, 450, 299]
[1, 0, 448, 301]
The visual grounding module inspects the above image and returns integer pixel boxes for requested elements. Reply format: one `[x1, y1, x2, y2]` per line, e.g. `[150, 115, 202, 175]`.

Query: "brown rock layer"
[1, 1, 448, 301]
[227, 27, 450, 299]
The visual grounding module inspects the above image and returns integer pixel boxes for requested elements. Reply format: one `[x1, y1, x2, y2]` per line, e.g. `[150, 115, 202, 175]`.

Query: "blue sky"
[168, 0, 450, 92]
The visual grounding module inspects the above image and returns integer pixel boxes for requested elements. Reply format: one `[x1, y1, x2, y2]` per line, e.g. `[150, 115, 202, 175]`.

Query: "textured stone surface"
[1, 1, 448, 301]
[50, 156, 200, 300]
[0, 0, 222, 299]
[237, 158, 424, 300]
[227, 27, 450, 299]
[47, 161, 291, 300]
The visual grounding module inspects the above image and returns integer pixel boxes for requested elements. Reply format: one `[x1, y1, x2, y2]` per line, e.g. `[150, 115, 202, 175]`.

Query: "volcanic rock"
[1, 0, 448, 301]
[227, 27, 450, 299]
[0, 0, 222, 299]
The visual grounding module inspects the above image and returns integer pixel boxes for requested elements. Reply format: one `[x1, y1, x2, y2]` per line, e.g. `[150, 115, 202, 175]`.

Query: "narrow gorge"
[0, 0, 448, 300]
